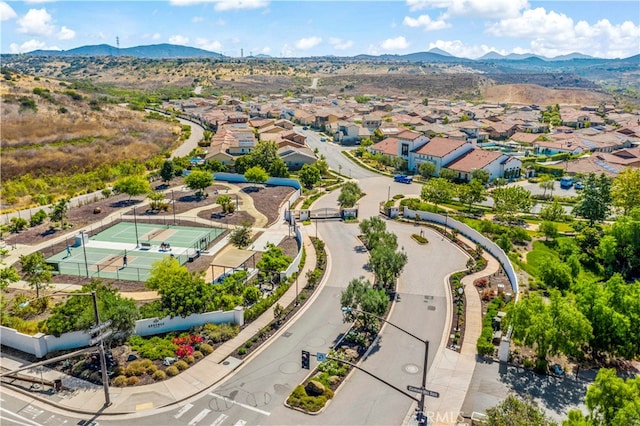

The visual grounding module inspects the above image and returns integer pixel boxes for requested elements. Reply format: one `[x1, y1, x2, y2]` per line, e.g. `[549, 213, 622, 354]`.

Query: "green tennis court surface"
[46, 222, 224, 282]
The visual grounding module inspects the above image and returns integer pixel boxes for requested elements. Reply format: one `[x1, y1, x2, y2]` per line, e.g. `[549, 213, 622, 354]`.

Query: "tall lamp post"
[133, 206, 139, 247]
[18, 291, 111, 407]
[80, 230, 89, 278]
[342, 306, 430, 424]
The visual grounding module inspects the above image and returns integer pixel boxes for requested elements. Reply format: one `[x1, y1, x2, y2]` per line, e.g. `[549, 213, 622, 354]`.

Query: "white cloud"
[380, 36, 410, 50]
[192, 16, 204, 23]
[10, 39, 60, 53]
[57, 25, 75, 40]
[295, 36, 322, 50]
[214, 18, 226, 26]
[17, 8, 55, 36]
[214, 0, 269, 11]
[260, 46, 271, 54]
[403, 14, 449, 31]
[328, 37, 353, 51]
[487, 7, 640, 58]
[427, 39, 505, 58]
[169, 34, 189, 45]
[169, 0, 269, 11]
[281, 44, 293, 57]
[406, 0, 528, 19]
[195, 37, 222, 52]
[152, 33, 161, 40]
[0, 2, 17, 21]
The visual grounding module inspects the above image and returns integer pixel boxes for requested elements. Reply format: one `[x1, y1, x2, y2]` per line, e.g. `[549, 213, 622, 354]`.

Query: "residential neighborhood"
[164, 94, 640, 181]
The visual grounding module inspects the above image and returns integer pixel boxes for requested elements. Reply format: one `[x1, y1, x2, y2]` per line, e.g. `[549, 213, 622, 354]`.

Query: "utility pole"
[91, 291, 111, 407]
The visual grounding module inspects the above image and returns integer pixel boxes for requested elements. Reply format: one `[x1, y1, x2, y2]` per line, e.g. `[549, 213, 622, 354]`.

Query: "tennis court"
[46, 222, 225, 281]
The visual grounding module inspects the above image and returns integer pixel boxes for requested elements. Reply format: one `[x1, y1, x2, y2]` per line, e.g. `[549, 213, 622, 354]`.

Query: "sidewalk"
[2, 224, 317, 415]
[420, 242, 501, 426]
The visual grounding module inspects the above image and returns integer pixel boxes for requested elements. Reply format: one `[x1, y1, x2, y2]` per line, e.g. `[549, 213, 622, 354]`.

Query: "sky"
[1, 1, 639, 59]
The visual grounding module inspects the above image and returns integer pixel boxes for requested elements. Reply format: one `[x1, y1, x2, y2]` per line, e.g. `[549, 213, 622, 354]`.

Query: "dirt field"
[481, 83, 614, 106]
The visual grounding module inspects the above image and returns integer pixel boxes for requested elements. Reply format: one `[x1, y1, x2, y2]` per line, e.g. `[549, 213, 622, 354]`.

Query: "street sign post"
[89, 329, 113, 346]
[89, 320, 112, 334]
[407, 385, 440, 398]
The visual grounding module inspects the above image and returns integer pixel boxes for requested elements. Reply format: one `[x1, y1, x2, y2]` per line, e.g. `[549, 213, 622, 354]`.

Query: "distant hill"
[427, 48, 453, 57]
[478, 51, 595, 61]
[29, 43, 223, 58]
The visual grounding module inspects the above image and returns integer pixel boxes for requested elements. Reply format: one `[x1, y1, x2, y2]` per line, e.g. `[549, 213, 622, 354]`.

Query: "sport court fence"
[41, 215, 227, 280]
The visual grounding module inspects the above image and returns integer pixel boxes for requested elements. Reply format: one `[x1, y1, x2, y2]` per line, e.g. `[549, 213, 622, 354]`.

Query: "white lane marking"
[209, 393, 270, 416]
[22, 405, 44, 419]
[174, 403, 194, 419]
[234, 421, 247, 426]
[209, 413, 228, 426]
[188, 408, 211, 426]
[0, 406, 43, 426]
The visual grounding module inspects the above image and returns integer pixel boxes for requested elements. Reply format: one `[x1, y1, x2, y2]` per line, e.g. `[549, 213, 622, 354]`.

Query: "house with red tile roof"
[397, 130, 429, 165]
[445, 149, 522, 182]
[370, 137, 399, 157]
[411, 137, 473, 174]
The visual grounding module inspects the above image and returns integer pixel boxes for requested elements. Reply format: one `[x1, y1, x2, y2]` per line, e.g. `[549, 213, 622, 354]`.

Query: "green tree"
[358, 217, 395, 250]
[458, 179, 487, 212]
[418, 161, 436, 178]
[298, 164, 321, 189]
[147, 191, 166, 211]
[369, 245, 408, 290]
[256, 242, 292, 274]
[338, 181, 363, 208]
[507, 291, 592, 361]
[30, 209, 48, 227]
[540, 200, 565, 222]
[216, 194, 235, 214]
[340, 276, 389, 318]
[539, 176, 556, 199]
[565, 369, 640, 426]
[113, 175, 151, 201]
[314, 156, 329, 176]
[0, 263, 20, 292]
[160, 160, 175, 183]
[9, 217, 28, 233]
[229, 223, 253, 249]
[46, 281, 139, 337]
[145, 257, 212, 318]
[492, 186, 532, 223]
[420, 178, 454, 210]
[611, 168, 640, 215]
[486, 395, 557, 426]
[573, 173, 612, 224]
[244, 165, 269, 187]
[605, 211, 640, 279]
[538, 256, 573, 290]
[184, 169, 213, 198]
[539, 221, 559, 241]
[49, 198, 70, 227]
[19, 252, 53, 299]
[438, 168, 457, 181]
[471, 169, 491, 185]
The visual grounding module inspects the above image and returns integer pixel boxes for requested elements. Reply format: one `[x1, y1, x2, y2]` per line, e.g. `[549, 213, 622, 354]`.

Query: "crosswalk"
[173, 401, 264, 426]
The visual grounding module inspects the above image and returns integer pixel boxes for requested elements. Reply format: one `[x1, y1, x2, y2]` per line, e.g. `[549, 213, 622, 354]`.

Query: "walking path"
[2, 177, 506, 425]
[2, 186, 318, 415]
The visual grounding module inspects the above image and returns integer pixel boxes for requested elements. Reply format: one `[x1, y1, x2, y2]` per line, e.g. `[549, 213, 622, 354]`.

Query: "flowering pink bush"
[172, 335, 204, 358]
[176, 345, 194, 358]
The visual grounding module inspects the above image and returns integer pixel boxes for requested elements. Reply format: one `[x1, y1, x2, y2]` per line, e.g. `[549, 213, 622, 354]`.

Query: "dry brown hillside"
[1, 72, 179, 182]
[480, 83, 614, 106]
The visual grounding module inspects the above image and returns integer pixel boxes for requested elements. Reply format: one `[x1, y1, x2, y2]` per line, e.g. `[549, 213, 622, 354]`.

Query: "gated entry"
[284, 207, 358, 222]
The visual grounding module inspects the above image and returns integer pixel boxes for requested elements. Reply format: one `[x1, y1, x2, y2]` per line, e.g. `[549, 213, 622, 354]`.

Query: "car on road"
[574, 181, 584, 190]
[394, 174, 413, 184]
[320, 137, 326, 142]
[302, 126, 308, 130]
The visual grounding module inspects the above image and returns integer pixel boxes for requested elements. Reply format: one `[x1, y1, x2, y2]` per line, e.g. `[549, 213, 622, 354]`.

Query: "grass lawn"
[525, 240, 561, 278]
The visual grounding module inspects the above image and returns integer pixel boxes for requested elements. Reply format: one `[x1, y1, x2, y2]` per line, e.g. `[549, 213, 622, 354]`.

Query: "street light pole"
[342, 307, 430, 424]
[81, 230, 89, 278]
[133, 206, 139, 247]
[91, 291, 111, 407]
[171, 190, 176, 225]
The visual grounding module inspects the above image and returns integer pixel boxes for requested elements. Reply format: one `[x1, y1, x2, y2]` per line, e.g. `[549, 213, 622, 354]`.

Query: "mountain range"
[17, 43, 638, 63]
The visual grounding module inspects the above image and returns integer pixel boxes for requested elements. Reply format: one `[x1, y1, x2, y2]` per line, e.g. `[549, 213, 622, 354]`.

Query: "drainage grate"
[424, 295, 434, 300]
[428, 306, 436, 311]
[283, 332, 292, 338]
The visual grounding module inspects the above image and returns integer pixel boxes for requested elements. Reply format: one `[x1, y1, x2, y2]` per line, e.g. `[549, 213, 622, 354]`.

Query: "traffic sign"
[89, 329, 113, 346]
[407, 385, 440, 398]
[89, 320, 112, 334]
[316, 352, 327, 362]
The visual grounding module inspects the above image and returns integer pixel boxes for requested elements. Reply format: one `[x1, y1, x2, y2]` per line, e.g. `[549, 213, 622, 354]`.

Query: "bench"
[140, 241, 152, 249]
